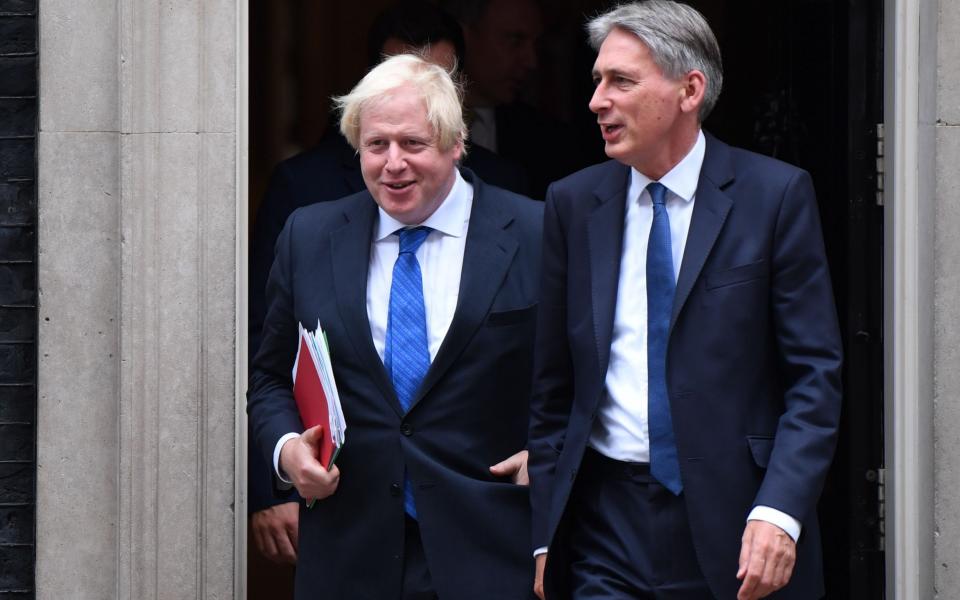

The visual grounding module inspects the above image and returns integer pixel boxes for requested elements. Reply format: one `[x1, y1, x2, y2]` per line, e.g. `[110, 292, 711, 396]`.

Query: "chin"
[604, 145, 625, 161]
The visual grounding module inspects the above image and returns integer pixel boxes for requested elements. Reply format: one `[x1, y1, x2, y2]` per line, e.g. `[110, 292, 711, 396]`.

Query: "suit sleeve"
[248, 164, 303, 512]
[528, 186, 575, 550]
[755, 169, 843, 522]
[247, 209, 308, 499]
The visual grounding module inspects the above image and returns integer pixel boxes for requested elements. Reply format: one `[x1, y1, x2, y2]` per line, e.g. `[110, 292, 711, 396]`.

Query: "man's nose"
[519, 40, 538, 70]
[385, 143, 406, 170]
[589, 85, 608, 114]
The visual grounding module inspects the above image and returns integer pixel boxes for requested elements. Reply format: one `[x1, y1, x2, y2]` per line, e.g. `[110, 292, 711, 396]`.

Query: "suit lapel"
[587, 164, 630, 376]
[670, 135, 735, 331]
[329, 195, 402, 415]
[411, 172, 519, 408]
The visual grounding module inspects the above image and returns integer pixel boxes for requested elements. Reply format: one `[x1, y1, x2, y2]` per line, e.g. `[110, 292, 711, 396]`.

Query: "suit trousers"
[402, 516, 437, 600]
[560, 448, 713, 600]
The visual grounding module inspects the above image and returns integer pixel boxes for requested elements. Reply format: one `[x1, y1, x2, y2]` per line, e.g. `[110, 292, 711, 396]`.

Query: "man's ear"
[679, 70, 707, 115]
[452, 139, 465, 162]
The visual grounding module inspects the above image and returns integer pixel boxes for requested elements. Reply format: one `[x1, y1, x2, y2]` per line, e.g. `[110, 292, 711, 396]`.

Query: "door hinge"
[875, 123, 885, 206]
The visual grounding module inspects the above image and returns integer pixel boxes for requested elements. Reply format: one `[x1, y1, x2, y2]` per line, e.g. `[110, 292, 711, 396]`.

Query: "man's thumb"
[301, 425, 324, 447]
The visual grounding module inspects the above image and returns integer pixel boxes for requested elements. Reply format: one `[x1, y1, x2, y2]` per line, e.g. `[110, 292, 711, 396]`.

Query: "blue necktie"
[384, 226, 431, 518]
[646, 182, 683, 495]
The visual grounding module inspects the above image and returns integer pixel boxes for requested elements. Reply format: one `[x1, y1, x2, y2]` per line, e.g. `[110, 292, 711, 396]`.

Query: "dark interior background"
[249, 1, 886, 598]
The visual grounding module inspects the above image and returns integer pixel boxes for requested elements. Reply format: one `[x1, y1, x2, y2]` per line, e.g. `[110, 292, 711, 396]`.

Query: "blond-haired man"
[248, 54, 542, 600]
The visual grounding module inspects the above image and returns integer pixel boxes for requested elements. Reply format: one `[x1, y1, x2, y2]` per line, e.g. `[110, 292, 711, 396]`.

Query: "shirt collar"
[629, 129, 706, 203]
[375, 168, 473, 241]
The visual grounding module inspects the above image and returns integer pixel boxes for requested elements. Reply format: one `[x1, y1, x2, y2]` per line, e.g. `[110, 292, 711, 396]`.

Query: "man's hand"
[250, 501, 299, 564]
[534, 553, 547, 599]
[489, 450, 530, 485]
[279, 425, 340, 502]
[736, 520, 796, 600]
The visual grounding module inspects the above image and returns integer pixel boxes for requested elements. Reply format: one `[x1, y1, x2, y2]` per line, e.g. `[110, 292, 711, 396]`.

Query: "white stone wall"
[935, 0, 960, 595]
[37, 1, 240, 598]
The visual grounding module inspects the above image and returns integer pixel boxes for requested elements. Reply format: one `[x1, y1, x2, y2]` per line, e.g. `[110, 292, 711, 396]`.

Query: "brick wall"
[0, 0, 36, 596]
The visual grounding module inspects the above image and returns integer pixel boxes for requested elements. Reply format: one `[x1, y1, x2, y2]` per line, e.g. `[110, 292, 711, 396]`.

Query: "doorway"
[247, 0, 886, 597]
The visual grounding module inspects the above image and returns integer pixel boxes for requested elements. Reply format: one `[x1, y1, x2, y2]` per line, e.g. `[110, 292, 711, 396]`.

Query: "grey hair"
[587, 1, 723, 121]
[333, 53, 468, 153]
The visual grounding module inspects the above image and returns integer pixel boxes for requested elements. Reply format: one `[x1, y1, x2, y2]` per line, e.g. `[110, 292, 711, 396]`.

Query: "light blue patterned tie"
[646, 182, 683, 495]
[384, 226, 431, 518]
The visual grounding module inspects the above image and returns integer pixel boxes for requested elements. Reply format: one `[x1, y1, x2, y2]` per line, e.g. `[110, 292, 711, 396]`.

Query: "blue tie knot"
[398, 226, 431, 255]
[647, 182, 668, 207]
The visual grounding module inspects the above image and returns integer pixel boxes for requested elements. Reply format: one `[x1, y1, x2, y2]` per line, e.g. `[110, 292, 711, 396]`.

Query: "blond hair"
[334, 53, 468, 152]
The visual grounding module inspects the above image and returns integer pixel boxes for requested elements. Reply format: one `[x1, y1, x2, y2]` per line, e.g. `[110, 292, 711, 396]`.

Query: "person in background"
[528, 2, 842, 599]
[441, 0, 583, 198]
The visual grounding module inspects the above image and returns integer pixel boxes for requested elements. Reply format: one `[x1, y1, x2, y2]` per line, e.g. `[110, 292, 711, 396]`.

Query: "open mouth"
[384, 181, 414, 190]
[601, 124, 623, 135]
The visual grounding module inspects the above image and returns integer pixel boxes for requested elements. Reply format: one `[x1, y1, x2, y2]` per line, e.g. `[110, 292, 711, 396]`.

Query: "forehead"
[592, 28, 656, 74]
[359, 87, 432, 134]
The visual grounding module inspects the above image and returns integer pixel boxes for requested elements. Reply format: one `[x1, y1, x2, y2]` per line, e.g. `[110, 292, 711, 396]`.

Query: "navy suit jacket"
[248, 169, 543, 599]
[247, 132, 529, 513]
[528, 134, 842, 600]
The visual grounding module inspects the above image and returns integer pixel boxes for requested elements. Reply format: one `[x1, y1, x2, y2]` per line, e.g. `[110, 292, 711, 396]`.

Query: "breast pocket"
[486, 303, 538, 328]
[705, 260, 768, 290]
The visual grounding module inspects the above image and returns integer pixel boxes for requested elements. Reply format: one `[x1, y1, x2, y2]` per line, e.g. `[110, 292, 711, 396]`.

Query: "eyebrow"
[592, 67, 636, 79]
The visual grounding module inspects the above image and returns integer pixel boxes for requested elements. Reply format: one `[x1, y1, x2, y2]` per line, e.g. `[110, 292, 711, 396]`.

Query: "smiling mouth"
[385, 181, 414, 190]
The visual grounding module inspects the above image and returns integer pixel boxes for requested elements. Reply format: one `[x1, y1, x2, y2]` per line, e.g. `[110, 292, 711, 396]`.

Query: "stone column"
[934, 0, 960, 595]
[37, 1, 241, 598]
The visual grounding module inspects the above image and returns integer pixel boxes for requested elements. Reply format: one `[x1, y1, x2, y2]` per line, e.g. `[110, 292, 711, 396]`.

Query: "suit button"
[401, 423, 414, 436]
[390, 483, 402, 497]
[570, 469, 577, 482]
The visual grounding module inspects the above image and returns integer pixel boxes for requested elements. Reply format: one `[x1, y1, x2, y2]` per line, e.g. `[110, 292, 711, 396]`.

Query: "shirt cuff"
[747, 505, 801, 543]
[273, 432, 302, 484]
[533, 546, 548, 558]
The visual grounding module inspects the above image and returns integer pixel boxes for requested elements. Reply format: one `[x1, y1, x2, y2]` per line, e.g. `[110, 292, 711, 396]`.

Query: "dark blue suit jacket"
[248, 169, 543, 599]
[528, 134, 842, 600]
[247, 132, 529, 513]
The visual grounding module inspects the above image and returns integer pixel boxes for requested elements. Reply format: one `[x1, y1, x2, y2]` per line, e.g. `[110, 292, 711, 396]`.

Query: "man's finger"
[279, 501, 300, 555]
[273, 527, 298, 564]
[258, 526, 280, 561]
[534, 553, 547, 600]
[489, 450, 529, 485]
[757, 549, 780, 598]
[771, 541, 795, 590]
[285, 517, 299, 554]
[250, 519, 267, 556]
[737, 545, 766, 600]
[489, 455, 521, 475]
[736, 527, 753, 580]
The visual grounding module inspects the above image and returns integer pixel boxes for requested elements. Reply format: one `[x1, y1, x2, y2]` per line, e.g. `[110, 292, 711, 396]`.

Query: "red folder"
[293, 334, 337, 469]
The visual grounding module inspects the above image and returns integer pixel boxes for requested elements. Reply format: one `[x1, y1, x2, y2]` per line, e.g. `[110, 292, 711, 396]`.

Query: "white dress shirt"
[273, 171, 474, 481]
[586, 130, 801, 543]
